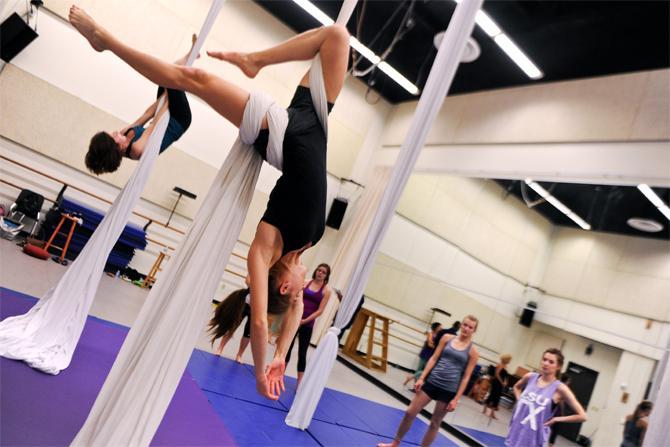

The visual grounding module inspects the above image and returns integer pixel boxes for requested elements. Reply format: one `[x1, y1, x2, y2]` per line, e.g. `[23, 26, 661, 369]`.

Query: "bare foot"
[377, 442, 399, 447]
[68, 5, 107, 52]
[235, 355, 243, 364]
[191, 34, 200, 59]
[207, 51, 260, 78]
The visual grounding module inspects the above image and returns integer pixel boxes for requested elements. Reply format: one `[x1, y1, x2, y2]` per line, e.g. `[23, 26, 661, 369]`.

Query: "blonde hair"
[463, 314, 479, 329]
[500, 354, 512, 364]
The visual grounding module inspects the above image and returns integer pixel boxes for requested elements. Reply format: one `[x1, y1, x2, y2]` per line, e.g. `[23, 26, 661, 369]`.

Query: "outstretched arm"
[124, 35, 197, 157]
[127, 99, 169, 158]
[274, 294, 303, 358]
[247, 227, 275, 399]
[122, 100, 160, 136]
[265, 292, 303, 396]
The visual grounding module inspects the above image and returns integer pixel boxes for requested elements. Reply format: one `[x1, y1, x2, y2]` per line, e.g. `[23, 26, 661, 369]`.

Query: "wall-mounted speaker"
[519, 301, 537, 327]
[326, 197, 348, 230]
[1, 13, 38, 63]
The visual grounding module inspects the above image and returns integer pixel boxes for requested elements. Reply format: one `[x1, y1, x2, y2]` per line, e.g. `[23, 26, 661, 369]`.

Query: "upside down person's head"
[85, 130, 127, 174]
[208, 250, 307, 343]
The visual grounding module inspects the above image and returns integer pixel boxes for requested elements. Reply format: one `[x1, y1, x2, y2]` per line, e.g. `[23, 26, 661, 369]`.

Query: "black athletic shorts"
[241, 303, 251, 339]
[422, 381, 457, 403]
[156, 86, 192, 130]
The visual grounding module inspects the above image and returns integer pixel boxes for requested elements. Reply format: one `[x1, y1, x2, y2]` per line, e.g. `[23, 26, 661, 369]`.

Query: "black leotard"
[253, 86, 334, 255]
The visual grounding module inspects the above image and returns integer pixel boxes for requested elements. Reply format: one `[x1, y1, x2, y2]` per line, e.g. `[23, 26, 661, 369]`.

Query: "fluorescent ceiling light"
[293, 0, 419, 95]
[525, 178, 548, 198]
[638, 184, 670, 221]
[475, 10, 501, 37]
[293, 0, 333, 26]
[494, 34, 543, 79]
[378, 62, 420, 95]
[525, 179, 591, 230]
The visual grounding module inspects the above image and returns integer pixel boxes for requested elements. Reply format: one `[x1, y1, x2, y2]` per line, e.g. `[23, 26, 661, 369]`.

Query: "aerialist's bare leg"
[208, 25, 350, 103]
[69, 6, 250, 128]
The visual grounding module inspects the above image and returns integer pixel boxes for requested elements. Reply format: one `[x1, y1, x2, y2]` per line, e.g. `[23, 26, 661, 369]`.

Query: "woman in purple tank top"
[285, 263, 332, 389]
[506, 348, 587, 447]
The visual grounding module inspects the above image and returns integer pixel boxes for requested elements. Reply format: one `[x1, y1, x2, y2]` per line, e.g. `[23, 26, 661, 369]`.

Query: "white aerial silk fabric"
[0, 0, 223, 377]
[71, 0, 366, 441]
[71, 91, 287, 446]
[285, 0, 483, 430]
[312, 167, 391, 344]
[0, 112, 168, 375]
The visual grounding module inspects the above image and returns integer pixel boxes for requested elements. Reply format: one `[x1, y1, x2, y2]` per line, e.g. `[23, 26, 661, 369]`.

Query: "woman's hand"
[255, 374, 279, 400]
[447, 396, 460, 412]
[265, 358, 286, 397]
[415, 378, 424, 393]
[544, 417, 558, 427]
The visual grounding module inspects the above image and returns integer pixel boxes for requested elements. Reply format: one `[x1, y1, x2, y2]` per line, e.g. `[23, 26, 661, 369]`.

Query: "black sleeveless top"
[253, 86, 333, 255]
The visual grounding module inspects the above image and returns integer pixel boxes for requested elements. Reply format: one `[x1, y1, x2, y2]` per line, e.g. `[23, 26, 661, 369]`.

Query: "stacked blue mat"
[44, 195, 147, 272]
[187, 350, 458, 447]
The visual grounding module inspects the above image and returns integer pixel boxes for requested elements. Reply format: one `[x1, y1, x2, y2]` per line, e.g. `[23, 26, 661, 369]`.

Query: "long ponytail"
[208, 288, 248, 344]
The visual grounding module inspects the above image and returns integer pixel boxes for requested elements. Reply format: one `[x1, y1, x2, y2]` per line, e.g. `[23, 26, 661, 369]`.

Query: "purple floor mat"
[0, 288, 235, 446]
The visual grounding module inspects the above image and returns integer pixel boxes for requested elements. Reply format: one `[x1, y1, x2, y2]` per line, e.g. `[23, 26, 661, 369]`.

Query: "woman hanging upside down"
[85, 34, 198, 174]
[69, 5, 350, 400]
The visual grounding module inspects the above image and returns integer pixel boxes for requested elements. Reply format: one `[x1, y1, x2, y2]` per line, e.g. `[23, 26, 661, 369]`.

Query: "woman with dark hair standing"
[506, 348, 587, 447]
[621, 400, 653, 447]
[285, 263, 332, 389]
[69, 5, 350, 400]
[403, 322, 442, 390]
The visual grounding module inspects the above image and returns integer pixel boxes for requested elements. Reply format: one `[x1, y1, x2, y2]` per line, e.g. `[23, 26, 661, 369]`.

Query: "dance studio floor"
[1, 288, 458, 446]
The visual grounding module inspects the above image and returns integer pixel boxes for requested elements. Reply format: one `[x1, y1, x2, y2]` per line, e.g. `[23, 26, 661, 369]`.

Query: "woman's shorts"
[422, 381, 457, 403]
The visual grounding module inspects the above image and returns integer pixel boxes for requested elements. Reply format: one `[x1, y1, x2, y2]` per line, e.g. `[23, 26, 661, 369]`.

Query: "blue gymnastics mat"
[187, 349, 459, 446]
[455, 426, 507, 446]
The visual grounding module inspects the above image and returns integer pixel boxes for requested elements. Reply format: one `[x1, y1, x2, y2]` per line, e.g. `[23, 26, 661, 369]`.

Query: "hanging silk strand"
[73, 0, 358, 445]
[285, 0, 483, 430]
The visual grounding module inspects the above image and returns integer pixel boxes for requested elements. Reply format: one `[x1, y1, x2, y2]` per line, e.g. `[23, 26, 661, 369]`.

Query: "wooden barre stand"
[342, 308, 390, 372]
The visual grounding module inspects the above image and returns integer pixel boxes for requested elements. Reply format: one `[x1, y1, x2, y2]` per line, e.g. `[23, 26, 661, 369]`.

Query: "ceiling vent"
[627, 217, 664, 233]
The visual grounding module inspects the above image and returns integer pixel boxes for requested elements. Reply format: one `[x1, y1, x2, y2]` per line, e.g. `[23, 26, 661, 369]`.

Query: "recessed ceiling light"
[434, 32, 480, 63]
[453, 0, 543, 79]
[627, 218, 664, 233]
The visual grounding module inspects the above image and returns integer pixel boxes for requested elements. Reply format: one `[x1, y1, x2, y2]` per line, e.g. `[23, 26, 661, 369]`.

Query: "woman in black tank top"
[70, 6, 350, 401]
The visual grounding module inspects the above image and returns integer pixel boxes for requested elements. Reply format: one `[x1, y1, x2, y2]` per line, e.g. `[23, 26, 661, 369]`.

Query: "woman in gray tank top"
[378, 315, 480, 447]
